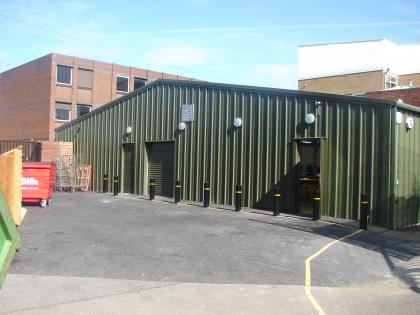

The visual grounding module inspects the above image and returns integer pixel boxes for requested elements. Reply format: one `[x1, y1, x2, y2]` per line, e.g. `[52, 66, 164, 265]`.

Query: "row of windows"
[55, 102, 91, 122]
[56, 65, 147, 92]
[385, 74, 397, 89]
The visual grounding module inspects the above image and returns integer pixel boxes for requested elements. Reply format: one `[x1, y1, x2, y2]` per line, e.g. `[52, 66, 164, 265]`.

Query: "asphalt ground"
[0, 192, 419, 314]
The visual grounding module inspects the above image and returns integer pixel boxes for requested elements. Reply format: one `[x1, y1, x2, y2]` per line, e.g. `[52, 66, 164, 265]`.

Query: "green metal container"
[55, 79, 420, 229]
[0, 192, 21, 288]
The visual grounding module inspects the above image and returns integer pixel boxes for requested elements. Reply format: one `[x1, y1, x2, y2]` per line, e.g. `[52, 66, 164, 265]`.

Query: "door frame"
[121, 142, 136, 194]
[144, 140, 176, 197]
[293, 137, 324, 213]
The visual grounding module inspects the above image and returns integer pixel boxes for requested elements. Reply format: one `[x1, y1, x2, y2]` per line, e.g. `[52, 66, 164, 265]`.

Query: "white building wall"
[298, 39, 420, 80]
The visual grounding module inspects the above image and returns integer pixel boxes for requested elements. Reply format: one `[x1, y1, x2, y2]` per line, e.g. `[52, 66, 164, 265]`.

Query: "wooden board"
[0, 148, 22, 225]
[0, 191, 22, 288]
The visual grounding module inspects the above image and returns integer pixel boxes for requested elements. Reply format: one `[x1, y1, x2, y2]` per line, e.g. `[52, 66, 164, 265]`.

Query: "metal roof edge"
[162, 79, 399, 106]
[395, 101, 420, 114]
[298, 68, 384, 80]
[298, 38, 385, 48]
[56, 79, 417, 132]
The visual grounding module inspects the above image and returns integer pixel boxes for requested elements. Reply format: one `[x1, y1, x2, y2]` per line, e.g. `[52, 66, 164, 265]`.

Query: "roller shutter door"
[147, 142, 175, 197]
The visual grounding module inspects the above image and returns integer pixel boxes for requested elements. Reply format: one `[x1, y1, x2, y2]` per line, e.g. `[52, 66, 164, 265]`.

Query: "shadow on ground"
[249, 217, 420, 293]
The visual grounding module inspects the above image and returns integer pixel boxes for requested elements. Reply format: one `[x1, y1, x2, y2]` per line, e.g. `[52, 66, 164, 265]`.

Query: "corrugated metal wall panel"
[320, 102, 393, 227]
[55, 80, 416, 228]
[394, 106, 420, 228]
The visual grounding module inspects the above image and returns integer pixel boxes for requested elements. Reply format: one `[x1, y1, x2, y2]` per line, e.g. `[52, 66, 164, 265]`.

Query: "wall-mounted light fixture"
[396, 112, 403, 124]
[233, 117, 242, 128]
[305, 113, 316, 125]
[125, 126, 132, 135]
[178, 122, 186, 131]
[406, 117, 414, 129]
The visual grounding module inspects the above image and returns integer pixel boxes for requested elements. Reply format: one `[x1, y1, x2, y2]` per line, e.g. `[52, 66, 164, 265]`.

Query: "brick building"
[298, 39, 420, 95]
[0, 53, 194, 141]
[363, 87, 420, 107]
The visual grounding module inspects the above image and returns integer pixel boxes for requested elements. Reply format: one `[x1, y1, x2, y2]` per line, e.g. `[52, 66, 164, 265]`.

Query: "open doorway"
[296, 139, 321, 214]
[122, 143, 135, 194]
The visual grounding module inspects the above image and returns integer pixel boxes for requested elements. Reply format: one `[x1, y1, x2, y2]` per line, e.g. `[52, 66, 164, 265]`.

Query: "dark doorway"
[123, 143, 135, 194]
[146, 141, 175, 197]
[296, 139, 321, 214]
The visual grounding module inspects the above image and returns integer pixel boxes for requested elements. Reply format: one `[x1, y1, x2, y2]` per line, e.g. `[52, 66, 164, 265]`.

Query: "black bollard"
[175, 180, 181, 204]
[149, 178, 155, 200]
[203, 182, 210, 208]
[273, 186, 281, 216]
[313, 190, 320, 220]
[113, 175, 119, 196]
[360, 194, 369, 230]
[103, 174, 108, 193]
[235, 184, 242, 211]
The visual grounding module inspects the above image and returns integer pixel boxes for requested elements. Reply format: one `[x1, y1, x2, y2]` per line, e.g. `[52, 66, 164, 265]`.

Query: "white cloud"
[393, 3, 417, 15]
[243, 64, 298, 89]
[59, 1, 88, 12]
[189, 0, 208, 4]
[144, 45, 221, 67]
[0, 50, 12, 72]
[138, 21, 420, 35]
[0, 0, 296, 85]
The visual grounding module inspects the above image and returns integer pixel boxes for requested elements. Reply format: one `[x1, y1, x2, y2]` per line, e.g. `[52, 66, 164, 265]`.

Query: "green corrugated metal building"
[55, 79, 420, 229]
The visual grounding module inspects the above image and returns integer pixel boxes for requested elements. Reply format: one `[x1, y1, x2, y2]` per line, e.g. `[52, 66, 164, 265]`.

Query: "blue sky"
[1, 0, 419, 88]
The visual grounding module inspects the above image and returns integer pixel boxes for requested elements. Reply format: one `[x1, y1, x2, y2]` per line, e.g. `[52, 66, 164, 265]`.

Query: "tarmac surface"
[0, 192, 419, 314]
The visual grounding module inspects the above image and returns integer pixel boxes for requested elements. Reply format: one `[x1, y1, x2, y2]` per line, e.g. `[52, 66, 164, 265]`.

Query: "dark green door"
[146, 142, 175, 197]
[123, 143, 135, 194]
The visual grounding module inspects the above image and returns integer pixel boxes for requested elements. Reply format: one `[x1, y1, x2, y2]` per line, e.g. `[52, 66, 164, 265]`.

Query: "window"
[134, 77, 147, 90]
[385, 74, 397, 89]
[116, 76, 129, 93]
[57, 65, 72, 85]
[55, 102, 71, 121]
[77, 104, 91, 118]
[78, 68, 93, 89]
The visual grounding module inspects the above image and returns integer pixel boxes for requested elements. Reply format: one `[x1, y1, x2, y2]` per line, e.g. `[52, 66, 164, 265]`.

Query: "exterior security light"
[305, 113, 316, 125]
[396, 112, 403, 124]
[233, 117, 242, 128]
[178, 122, 186, 131]
[406, 117, 414, 129]
[125, 126, 132, 135]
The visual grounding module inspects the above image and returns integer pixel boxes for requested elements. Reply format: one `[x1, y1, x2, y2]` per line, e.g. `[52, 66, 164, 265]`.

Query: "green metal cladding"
[55, 79, 420, 229]
[393, 105, 420, 228]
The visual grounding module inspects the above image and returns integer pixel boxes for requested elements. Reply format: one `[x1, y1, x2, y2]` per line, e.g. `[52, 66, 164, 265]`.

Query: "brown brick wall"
[363, 88, 420, 107]
[0, 54, 53, 141]
[298, 71, 384, 95]
[40, 141, 73, 162]
[50, 53, 195, 140]
[398, 73, 420, 88]
[2, 52, 197, 142]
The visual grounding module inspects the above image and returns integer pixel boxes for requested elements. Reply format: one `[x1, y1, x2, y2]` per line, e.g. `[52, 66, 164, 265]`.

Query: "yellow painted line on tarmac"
[305, 229, 363, 315]
[318, 220, 344, 226]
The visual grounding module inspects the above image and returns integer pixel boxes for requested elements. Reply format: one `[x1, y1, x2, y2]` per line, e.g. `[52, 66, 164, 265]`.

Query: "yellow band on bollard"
[175, 185, 182, 188]
[150, 183, 156, 186]
[274, 194, 281, 197]
[114, 180, 119, 183]
[204, 188, 210, 191]
[313, 197, 320, 200]
[361, 201, 369, 205]
[235, 191, 243, 194]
